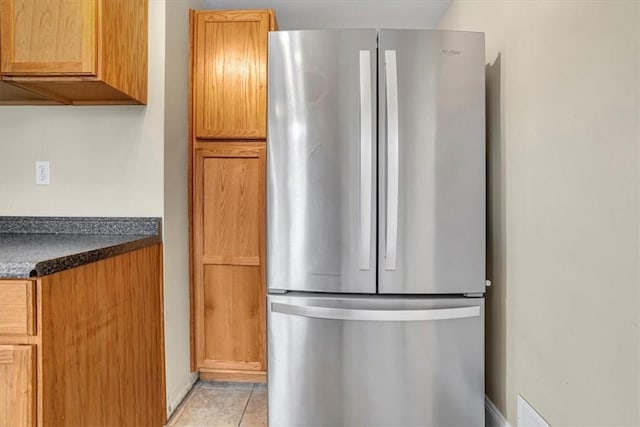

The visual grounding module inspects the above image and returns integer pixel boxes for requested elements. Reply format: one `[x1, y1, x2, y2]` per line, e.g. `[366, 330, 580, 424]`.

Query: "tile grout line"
[237, 383, 255, 427]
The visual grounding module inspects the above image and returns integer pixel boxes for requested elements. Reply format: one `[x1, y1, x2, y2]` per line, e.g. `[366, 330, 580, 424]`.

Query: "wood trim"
[193, 147, 204, 369]
[4, 81, 73, 104]
[5, 80, 143, 105]
[82, 0, 97, 74]
[0, 80, 63, 104]
[156, 244, 168, 424]
[36, 278, 43, 427]
[199, 369, 266, 383]
[198, 9, 273, 23]
[0, 335, 38, 345]
[96, 0, 104, 79]
[269, 9, 278, 30]
[258, 142, 267, 371]
[202, 256, 260, 266]
[200, 360, 262, 371]
[4, 63, 93, 74]
[189, 7, 196, 373]
[0, 0, 15, 72]
[3, 76, 99, 82]
[25, 281, 34, 336]
[194, 141, 264, 157]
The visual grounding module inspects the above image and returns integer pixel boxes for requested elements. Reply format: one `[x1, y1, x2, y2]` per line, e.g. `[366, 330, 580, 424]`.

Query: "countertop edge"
[32, 235, 162, 278]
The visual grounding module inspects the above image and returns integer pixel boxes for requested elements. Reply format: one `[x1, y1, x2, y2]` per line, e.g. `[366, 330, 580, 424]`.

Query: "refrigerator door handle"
[384, 50, 399, 271]
[359, 50, 373, 271]
[271, 302, 480, 322]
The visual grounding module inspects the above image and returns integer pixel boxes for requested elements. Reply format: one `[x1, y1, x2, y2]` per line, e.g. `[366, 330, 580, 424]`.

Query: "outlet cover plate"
[35, 161, 50, 185]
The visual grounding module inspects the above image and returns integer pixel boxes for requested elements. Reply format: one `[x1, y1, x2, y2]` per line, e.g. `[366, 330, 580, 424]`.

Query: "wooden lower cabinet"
[193, 143, 266, 381]
[0, 244, 166, 426]
[0, 345, 35, 426]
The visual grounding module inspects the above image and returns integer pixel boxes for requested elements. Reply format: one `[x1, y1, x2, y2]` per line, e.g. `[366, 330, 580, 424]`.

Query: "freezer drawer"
[267, 294, 485, 427]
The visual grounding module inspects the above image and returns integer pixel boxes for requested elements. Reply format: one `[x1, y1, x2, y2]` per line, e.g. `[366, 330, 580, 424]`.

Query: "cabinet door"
[0, 0, 97, 75]
[193, 11, 270, 140]
[0, 345, 35, 426]
[193, 143, 266, 374]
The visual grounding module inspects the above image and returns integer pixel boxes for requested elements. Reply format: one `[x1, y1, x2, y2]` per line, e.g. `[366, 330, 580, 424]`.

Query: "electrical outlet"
[35, 161, 50, 185]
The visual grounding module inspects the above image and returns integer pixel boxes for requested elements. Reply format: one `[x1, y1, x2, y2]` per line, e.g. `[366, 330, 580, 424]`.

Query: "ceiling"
[199, 0, 453, 30]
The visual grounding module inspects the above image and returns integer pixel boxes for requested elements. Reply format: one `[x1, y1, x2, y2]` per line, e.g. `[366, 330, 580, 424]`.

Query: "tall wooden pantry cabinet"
[189, 9, 276, 382]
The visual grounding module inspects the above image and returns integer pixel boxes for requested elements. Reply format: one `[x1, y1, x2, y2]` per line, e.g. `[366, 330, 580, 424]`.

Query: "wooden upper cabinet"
[0, 0, 148, 104]
[192, 10, 275, 140]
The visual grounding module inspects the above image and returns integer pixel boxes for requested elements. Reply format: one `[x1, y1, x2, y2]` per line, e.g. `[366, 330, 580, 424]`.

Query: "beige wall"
[440, 1, 640, 425]
[163, 0, 201, 416]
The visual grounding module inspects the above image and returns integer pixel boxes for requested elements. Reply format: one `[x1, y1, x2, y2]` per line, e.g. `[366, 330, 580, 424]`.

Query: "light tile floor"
[167, 381, 267, 427]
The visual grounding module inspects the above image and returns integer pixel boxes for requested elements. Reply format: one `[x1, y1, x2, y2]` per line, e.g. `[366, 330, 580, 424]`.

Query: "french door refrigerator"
[267, 29, 486, 426]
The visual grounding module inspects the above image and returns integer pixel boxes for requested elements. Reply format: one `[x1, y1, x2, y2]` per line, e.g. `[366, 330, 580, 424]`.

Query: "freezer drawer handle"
[384, 50, 399, 271]
[359, 50, 373, 271]
[271, 302, 480, 322]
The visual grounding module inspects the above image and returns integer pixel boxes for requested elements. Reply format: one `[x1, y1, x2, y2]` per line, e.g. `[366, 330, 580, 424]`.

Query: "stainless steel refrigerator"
[267, 29, 486, 426]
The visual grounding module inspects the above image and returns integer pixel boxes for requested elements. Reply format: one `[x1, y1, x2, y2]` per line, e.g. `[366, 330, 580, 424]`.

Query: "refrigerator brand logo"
[442, 49, 461, 56]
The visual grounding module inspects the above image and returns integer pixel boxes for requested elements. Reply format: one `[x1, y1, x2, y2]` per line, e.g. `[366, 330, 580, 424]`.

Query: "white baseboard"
[167, 372, 199, 418]
[486, 395, 512, 427]
[517, 395, 550, 427]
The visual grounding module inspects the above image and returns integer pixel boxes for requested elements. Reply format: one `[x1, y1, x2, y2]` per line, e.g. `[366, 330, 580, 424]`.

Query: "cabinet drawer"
[0, 281, 35, 335]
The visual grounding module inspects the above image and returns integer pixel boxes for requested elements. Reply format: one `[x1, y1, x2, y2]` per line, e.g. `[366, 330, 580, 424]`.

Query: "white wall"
[163, 0, 202, 416]
[440, 1, 640, 425]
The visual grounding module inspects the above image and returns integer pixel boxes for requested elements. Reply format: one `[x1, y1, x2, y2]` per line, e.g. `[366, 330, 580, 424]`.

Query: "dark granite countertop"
[0, 217, 162, 278]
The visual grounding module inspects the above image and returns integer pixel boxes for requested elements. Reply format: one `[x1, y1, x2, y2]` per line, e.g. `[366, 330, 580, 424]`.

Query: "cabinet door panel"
[193, 11, 270, 139]
[0, 0, 96, 75]
[0, 345, 35, 427]
[193, 144, 266, 372]
[202, 155, 260, 263]
[203, 264, 263, 370]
